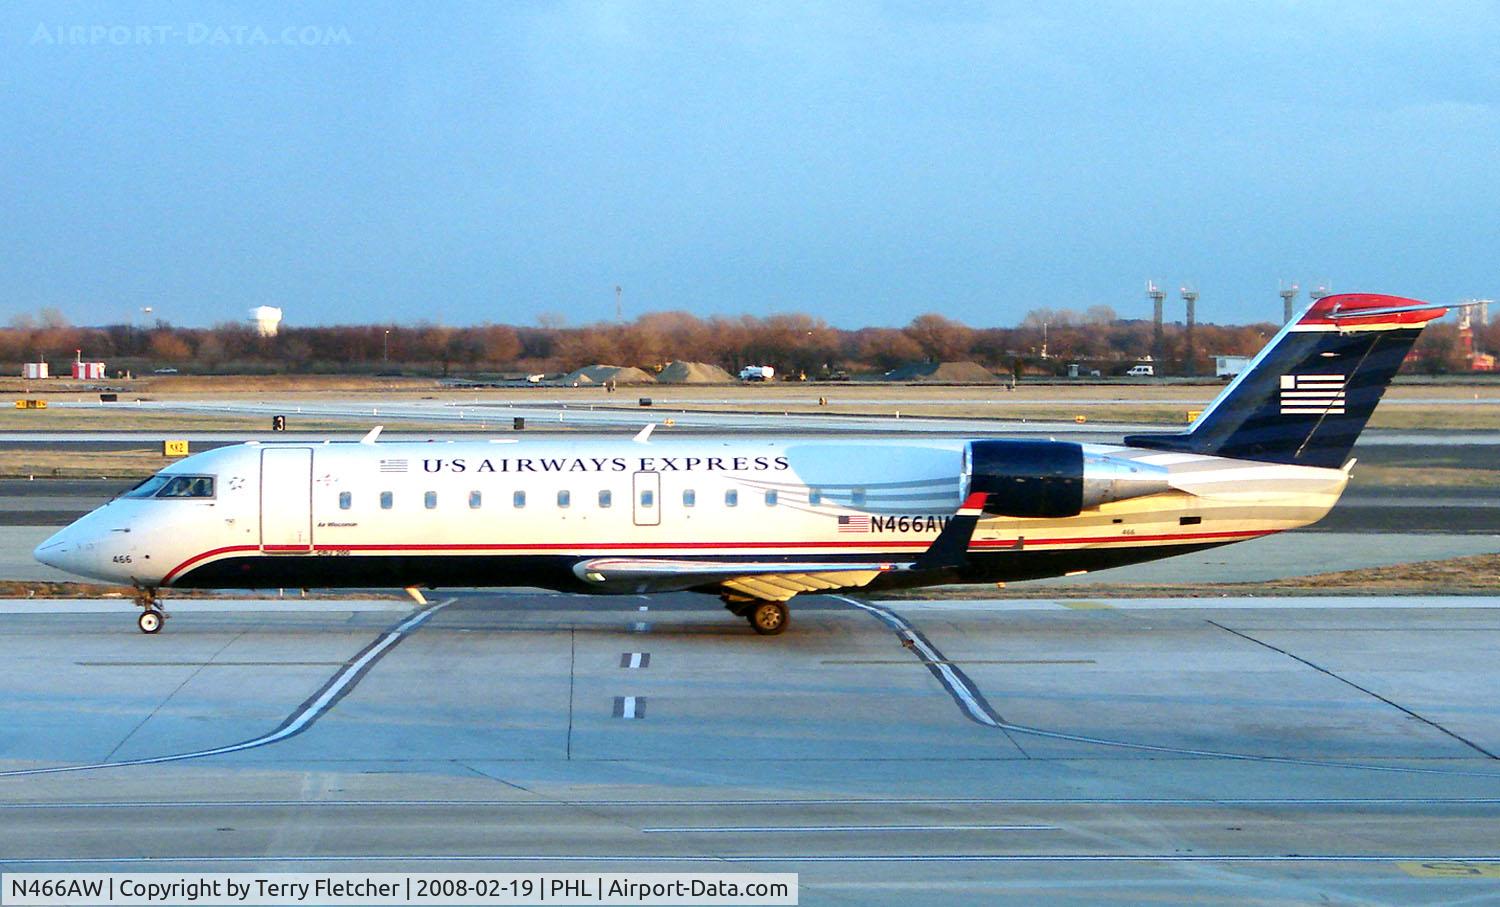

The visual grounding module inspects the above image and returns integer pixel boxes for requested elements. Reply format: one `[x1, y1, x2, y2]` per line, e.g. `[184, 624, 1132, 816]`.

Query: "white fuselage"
[34, 435, 1347, 593]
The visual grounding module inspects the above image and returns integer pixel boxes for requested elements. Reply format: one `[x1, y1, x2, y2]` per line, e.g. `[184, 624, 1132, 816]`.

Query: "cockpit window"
[154, 475, 215, 498]
[123, 476, 171, 498]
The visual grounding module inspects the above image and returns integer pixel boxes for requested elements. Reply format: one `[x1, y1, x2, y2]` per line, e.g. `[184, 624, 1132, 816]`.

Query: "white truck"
[1214, 355, 1251, 379]
[738, 365, 776, 382]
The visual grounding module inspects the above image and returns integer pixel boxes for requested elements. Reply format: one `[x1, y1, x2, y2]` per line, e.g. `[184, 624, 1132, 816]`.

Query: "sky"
[3, 1, 1499, 329]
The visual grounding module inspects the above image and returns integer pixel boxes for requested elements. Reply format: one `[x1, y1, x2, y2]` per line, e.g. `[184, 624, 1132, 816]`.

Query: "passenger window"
[640, 489, 655, 508]
[513, 490, 526, 509]
[380, 491, 393, 510]
[558, 489, 571, 508]
[851, 488, 867, 507]
[424, 491, 437, 510]
[765, 490, 778, 506]
[809, 489, 821, 505]
[156, 475, 215, 498]
[683, 489, 696, 508]
[725, 489, 738, 507]
[338, 491, 351, 510]
[599, 489, 612, 508]
[469, 490, 482, 509]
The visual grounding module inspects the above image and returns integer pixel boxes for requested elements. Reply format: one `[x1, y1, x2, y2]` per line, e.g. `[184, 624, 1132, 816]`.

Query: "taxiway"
[2, 593, 1499, 903]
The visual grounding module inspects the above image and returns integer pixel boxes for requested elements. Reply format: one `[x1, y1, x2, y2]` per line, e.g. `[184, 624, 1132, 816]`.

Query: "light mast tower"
[1147, 280, 1165, 367]
[1279, 281, 1299, 323]
[1180, 284, 1199, 376]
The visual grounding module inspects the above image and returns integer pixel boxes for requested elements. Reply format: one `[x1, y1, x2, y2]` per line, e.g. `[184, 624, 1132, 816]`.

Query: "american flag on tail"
[1279, 374, 1346, 415]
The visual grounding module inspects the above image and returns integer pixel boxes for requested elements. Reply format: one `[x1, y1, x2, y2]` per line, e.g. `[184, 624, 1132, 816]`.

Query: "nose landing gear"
[134, 586, 166, 635]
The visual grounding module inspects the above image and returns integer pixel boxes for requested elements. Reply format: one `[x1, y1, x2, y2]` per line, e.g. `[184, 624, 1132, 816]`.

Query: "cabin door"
[632, 471, 661, 527]
[260, 448, 314, 552]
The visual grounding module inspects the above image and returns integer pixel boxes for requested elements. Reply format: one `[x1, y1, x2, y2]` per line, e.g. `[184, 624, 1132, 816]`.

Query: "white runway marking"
[0, 599, 455, 779]
[832, 595, 1002, 728]
[620, 652, 649, 669]
[613, 696, 645, 719]
[833, 595, 1500, 779]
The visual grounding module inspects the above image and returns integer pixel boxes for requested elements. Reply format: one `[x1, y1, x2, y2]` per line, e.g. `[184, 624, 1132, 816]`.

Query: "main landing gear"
[134, 586, 166, 635]
[722, 595, 789, 636]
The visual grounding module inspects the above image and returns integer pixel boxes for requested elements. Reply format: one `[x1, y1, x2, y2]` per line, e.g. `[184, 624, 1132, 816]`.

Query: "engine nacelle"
[962, 440, 1170, 518]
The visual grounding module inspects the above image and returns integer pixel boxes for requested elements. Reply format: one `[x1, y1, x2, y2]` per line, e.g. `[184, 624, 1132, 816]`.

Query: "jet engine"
[961, 440, 1170, 518]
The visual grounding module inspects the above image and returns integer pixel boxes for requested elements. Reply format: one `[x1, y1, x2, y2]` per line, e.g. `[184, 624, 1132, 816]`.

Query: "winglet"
[633, 423, 656, 444]
[910, 492, 987, 572]
[360, 425, 384, 445]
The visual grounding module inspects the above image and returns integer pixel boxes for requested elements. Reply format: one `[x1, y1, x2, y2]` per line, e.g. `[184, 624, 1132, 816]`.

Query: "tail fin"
[1124, 293, 1446, 468]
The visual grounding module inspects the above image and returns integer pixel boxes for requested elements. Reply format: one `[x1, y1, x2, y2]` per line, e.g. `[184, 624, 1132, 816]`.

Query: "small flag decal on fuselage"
[379, 459, 409, 473]
[1280, 374, 1346, 414]
[837, 515, 871, 532]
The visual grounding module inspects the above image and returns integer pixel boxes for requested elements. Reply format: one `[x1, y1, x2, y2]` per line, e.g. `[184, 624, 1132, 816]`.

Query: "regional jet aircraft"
[35, 294, 1445, 635]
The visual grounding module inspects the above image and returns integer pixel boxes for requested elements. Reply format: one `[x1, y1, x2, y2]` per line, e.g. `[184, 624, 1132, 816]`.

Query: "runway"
[2, 592, 1499, 903]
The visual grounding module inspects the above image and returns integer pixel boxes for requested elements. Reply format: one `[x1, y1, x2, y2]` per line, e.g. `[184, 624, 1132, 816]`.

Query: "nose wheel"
[134, 587, 166, 635]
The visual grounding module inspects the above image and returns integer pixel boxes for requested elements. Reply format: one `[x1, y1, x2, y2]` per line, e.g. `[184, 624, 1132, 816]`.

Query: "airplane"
[34, 293, 1447, 635]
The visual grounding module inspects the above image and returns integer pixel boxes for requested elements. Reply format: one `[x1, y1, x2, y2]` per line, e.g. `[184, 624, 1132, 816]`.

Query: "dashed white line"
[613, 696, 645, 719]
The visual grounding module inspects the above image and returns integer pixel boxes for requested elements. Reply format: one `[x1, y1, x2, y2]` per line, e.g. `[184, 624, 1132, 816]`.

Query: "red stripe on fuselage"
[161, 530, 1274, 585]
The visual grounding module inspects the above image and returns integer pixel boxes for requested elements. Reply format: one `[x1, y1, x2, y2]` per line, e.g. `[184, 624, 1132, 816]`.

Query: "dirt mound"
[882, 361, 1000, 383]
[559, 364, 657, 386]
[657, 361, 735, 384]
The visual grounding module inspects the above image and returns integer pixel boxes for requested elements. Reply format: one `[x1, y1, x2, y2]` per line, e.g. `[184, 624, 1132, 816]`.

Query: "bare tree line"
[0, 306, 1489, 377]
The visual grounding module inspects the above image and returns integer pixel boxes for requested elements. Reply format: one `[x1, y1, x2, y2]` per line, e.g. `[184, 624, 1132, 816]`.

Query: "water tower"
[251, 306, 283, 338]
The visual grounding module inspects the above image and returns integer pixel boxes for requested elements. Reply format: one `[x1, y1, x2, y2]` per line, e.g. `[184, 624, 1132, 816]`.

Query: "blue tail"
[1124, 293, 1446, 469]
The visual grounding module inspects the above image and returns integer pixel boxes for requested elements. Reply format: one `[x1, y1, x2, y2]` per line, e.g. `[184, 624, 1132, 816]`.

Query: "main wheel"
[137, 610, 163, 634]
[748, 602, 788, 636]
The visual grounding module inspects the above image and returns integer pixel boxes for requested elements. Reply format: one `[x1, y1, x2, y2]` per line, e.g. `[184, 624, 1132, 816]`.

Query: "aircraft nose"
[34, 528, 77, 571]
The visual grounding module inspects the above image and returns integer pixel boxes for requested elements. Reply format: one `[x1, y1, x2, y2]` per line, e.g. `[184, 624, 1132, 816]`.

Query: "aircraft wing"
[572, 493, 990, 600]
[572, 558, 894, 598]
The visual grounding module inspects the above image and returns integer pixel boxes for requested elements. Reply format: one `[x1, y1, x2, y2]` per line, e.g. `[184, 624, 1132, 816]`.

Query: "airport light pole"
[1180, 285, 1198, 377]
[383, 329, 390, 363]
[1146, 281, 1165, 367]
[1279, 282, 1300, 324]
